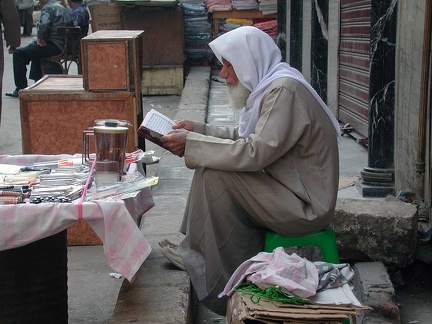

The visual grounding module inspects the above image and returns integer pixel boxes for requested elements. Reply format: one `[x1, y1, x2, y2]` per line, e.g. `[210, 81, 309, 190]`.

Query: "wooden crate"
[142, 65, 184, 95]
[19, 75, 139, 156]
[120, 5, 184, 66]
[81, 30, 144, 96]
[87, 4, 185, 96]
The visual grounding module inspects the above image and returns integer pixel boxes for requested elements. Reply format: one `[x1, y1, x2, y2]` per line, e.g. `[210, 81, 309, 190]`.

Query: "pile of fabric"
[218, 17, 252, 34]
[204, 0, 277, 39]
[220, 247, 371, 322]
[231, 0, 258, 10]
[258, 0, 277, 15]
[252, 19, 277, 40]
[219, 247, 355, 299]
[215, 18, 277, 40]
[181, 0, 215, 65]
[181, 0, 278, 60]
[206, 0, 232, 13]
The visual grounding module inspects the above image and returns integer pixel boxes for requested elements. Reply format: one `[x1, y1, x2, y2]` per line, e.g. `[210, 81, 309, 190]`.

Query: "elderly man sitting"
[159, 26, 341, 316]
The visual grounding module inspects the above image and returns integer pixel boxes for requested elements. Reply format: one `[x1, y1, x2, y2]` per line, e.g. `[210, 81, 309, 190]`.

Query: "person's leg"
[177, 168, 332, 315]
[12, 42, 62, 89]
[29, 59, 42, 82]
[29, 42, 63, 82]
[178, 168, 266, 315]
[12, 45, 33, 91]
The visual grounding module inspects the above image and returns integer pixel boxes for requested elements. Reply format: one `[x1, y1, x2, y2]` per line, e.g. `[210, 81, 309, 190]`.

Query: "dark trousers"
[13, 41, 62, 90]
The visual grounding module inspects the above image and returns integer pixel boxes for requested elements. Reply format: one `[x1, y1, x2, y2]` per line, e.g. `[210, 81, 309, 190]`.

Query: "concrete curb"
[353, 262, 401, 323]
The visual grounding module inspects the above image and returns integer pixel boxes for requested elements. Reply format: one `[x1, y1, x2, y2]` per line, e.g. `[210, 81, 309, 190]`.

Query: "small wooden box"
[81, 30, 144, 93]
[19, 75, 139, 155]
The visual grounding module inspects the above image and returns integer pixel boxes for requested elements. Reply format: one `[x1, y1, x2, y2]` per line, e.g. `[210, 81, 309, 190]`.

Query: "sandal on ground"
[161, 245, 186, 271]
[158, 239, 179, 249]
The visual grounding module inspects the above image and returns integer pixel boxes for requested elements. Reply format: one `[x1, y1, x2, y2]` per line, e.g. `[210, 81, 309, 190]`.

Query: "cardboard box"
[226, 292, 359, 324]
[88, 3, 122, 31]
[19, 75, 139, 155]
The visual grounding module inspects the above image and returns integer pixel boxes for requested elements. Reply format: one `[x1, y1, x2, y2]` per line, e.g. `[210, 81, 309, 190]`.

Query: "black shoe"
[5, 90, 19, 98]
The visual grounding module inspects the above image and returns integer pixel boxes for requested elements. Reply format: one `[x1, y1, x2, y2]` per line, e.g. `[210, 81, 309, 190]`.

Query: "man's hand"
[37, 38, 47, 47]
[8, 47, 16, 54]
[172, 120, 194, 131]
[160, 129, 189, 157]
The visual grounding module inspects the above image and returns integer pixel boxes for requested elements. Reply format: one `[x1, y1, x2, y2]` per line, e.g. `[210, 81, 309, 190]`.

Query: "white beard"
[228, 82, 251, 110]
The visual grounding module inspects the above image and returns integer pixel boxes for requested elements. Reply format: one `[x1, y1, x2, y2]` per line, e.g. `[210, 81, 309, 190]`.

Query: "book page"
[142, 109, 175, 137]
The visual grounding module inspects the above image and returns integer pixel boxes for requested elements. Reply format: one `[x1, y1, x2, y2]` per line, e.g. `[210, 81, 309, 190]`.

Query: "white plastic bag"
[219, 247, 319, 299]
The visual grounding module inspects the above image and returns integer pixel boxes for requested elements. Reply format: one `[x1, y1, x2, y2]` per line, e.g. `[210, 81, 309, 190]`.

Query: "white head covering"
[209, 26, 341, 141]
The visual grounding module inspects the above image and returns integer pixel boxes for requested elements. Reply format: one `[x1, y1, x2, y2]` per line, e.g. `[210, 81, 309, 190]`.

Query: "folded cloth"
[314, 261, 355, 291]
[207, 4, 233, 12]
[218, 247, 319, 299]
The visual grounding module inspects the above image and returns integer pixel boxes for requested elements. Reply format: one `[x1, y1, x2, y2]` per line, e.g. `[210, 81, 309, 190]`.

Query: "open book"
[137, 109, 175, 147]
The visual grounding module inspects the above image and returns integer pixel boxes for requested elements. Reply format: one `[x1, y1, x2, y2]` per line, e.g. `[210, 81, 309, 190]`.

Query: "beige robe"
[0, 0, 21, 125]
[178, 78, 339, 315]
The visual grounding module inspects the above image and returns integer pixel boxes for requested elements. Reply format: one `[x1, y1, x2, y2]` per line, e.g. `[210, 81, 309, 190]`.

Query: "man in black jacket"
[6, 0, 72, 98]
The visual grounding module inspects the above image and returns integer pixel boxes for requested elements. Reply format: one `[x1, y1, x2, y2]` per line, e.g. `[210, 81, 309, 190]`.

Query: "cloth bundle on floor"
[219, 247, 356, 300]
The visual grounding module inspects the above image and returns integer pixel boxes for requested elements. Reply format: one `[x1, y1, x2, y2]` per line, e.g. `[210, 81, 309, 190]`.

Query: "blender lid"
[93, 119, 132, 133]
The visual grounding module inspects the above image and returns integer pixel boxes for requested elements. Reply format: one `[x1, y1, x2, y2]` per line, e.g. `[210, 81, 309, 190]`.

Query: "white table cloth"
[0, 154, 154, 282]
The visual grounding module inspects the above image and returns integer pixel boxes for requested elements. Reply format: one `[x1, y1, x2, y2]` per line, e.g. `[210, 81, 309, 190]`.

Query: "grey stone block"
[335, 199, 418, 268]
[353, 262, 400, 323]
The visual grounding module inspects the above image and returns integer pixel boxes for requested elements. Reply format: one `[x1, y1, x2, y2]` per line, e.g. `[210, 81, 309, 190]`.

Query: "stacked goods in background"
[206, 0, 277, 40]
[181, 0, 215, 66]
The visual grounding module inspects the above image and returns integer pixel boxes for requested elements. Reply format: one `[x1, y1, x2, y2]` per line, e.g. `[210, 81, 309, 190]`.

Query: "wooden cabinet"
[19, 75, 139, 155]
[89, 3, 185, 95]
[120, 5, 184, 66]
[81, 30, 144, 101]
[120, 5, 185, 95]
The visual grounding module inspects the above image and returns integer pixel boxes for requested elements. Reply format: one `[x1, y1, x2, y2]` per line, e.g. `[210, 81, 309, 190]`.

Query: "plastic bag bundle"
[219, 247, 319, 299]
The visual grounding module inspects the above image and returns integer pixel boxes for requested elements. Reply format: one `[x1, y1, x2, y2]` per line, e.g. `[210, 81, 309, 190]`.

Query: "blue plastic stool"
[264, 224, 340, 264]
